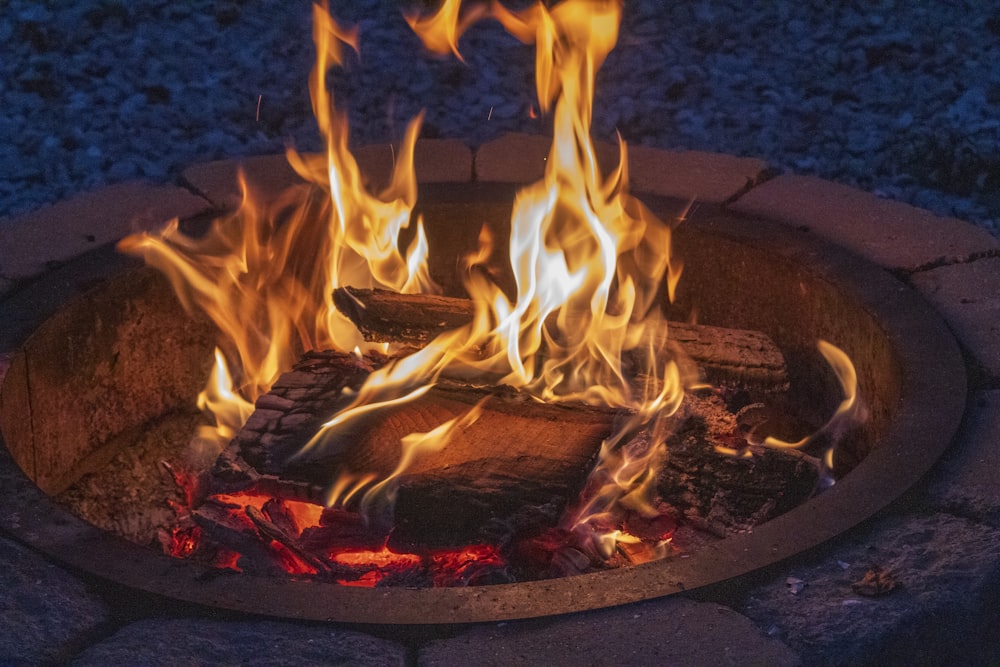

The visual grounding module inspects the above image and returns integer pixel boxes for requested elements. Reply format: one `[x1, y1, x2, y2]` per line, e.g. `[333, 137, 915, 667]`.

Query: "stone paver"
[184, 140, 473, 212]
[730, 174, 1000, 272]
[909, 256, 1000, 381]
[0, 536, 111, 665]
[628, 145, 770, 204]
[927, 391, 1000, 527]
[181, 153, 305, 211]
[741, 512, 1000, 665]
[475, 134, 768, 206]
[475, 132, 621, 184]
[69, 618, 407, 666]
[354, 138, 474, 191]
[420, 597, 799, 667]
[0, 182, 208, 285]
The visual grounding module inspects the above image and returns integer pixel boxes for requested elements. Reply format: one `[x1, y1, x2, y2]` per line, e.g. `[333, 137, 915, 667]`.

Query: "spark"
[256, 95, 262, 122]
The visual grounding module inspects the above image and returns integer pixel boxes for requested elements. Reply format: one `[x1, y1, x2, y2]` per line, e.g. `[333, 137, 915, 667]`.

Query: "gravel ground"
[2, 1, 998, 236]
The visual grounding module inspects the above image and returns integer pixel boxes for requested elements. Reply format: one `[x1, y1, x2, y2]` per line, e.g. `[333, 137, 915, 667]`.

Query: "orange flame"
[343, 0, 686, 553]
[119, 3, 436, 445]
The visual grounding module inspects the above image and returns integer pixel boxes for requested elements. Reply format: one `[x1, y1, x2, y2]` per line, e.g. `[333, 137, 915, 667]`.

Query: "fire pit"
[0, 174, 965, 623]
[0, 0, 972, 631]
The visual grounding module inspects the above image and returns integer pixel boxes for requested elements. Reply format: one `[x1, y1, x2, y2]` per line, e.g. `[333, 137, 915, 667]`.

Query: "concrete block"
[927, 391, 1000, 527]
[0, 536, 110, 664]
[730, 175, 1000, 272]
[0, 182, 209, 281]
[628, 146, 770, 204]
[741, 513, 1000, 664]
[910, 256, 1000, 380]
[71, 618, 406, 666]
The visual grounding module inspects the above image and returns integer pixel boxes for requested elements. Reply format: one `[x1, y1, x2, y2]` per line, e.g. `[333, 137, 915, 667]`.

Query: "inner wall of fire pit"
[0, 182, 963, 623]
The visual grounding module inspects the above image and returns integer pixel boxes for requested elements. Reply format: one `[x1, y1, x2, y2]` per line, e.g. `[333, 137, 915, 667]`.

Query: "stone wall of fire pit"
[1, 138, 999, 663]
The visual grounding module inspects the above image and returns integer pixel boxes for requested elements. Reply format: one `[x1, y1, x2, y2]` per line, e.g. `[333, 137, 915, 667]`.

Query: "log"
[333, 287, 789, 393]
[654, 393, 820, 534]
[211, 350, 617, 533]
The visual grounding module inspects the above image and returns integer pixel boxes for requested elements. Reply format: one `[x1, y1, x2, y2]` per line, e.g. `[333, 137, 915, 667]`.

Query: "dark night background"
[2, 0, 998, 235]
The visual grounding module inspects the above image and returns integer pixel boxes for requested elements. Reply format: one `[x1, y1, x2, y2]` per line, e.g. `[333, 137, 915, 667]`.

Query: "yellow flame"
[405, 0, 488, 62]
[761, 340, 861, 470]
[119, 3, 436, 444]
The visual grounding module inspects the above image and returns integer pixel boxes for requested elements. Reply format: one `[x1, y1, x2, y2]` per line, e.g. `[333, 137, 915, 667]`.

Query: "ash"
[57, 411, 206, 547]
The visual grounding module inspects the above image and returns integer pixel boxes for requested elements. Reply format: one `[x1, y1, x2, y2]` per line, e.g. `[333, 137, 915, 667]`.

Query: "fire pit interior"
[0, 181, 966, 622]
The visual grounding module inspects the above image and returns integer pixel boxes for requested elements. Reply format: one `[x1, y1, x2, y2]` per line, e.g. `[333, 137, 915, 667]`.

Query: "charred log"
[333, 287, 789, 393]
[656, 393, 820, 533]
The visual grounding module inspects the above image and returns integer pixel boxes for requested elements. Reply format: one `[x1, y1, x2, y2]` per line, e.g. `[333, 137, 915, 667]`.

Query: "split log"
[210, 350, 617, 545]
[333, 287, 789, 393]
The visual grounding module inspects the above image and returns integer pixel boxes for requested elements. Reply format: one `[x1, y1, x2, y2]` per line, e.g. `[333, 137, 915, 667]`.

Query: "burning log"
[210, 350, 616, 546]
[333, 287, 789, 393]
[655, 393, 821, 535]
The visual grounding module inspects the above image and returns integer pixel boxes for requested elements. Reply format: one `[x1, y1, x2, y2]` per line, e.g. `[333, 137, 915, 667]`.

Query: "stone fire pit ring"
[0, 137, 976, 626]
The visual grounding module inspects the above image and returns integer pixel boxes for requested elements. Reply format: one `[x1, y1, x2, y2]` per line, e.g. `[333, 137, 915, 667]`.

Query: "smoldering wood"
[655, 393, 820, 534]
[333, 287, 789, 393]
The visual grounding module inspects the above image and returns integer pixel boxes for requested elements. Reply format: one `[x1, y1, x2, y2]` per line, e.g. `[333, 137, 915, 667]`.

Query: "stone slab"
[0, 182, 209, 283]
[741, 512, 1000, 665]
[730, 174, 1000, 272]
[0, 536, 111, 665]
[628, 145, 770, 204]
[354, 138, 474, 191]
[181, 153, 305, 211]
[69, 618, 407, 666]
[909, 256, 1000, 381]
[475, 134, 769, 206]
[475, 132, 621, 184]
[926, 391, 1000, 527]
[184, 140, 473, 212]
[419, 597, 799, 667]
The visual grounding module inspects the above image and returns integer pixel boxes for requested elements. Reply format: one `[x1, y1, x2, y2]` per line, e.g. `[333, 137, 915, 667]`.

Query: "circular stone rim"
[0, 187, 967, 626]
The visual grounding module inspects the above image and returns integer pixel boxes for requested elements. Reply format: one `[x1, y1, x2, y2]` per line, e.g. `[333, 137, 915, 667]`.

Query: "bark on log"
[655, 393, 820, 534]
[211, 351, 616, 519]
[333, 287, 789, 393]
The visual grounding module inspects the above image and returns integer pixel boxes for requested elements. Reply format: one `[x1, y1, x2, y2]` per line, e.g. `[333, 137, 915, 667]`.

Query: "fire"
[124, 0, 861, 582]
[119, 2, 435, 444]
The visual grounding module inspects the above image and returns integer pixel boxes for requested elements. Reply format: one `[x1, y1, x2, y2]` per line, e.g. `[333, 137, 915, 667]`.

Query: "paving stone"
[354, 138, 474, 191]
[909, 256, 1000, 381]
[730, 175, 1000, 272]
[184, 140, 472, 212]
[475, 132, 621, 184]
[628, 146, 770, 204]
[419, 597, 800, 667]
[181, 153, 306, 211]
[70, 617, 407, 666]
[0, 536, 111, 665]
[926, 391, 1000, 527]
[741, 512, 1000, 665]
[0, 182, 209, 282]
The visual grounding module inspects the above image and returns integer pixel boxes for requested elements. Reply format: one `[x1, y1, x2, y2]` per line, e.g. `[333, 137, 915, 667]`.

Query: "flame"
[119, 3, 436, 445]
[128, 0, 860, 578]
[405, 0, 488, 62]
[761, 340, 862, 470]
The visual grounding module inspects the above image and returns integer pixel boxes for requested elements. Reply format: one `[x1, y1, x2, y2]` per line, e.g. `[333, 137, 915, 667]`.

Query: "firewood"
[210, 350, 617, 524]
[333, 287, 789, 393]
[654, 393, 820, 533]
